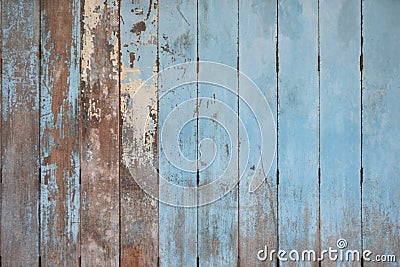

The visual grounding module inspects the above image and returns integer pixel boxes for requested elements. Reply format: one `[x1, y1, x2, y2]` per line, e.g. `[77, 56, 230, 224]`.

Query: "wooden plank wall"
[1, 0, 400, 266]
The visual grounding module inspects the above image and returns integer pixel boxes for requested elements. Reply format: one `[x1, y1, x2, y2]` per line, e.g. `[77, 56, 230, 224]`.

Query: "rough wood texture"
[80, 0, 120, 265]
[198, 0, 239, 266]
[319, 0, 361, 264]
[1, 0, 40, 265]
[120, 0, 158, 266]
[238, 0, 278, 265]
[158, 0, 198, 266]
[363, 0, 400, 265]
[40, 0, 81, 265]
[278, 0, 319, 262]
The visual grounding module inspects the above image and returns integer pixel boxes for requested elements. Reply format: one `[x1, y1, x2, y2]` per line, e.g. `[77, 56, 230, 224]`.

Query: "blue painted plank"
[319, 0, 362, 263]
[363, 0, 400, 265]
[198, 0, 239, 265]
[120, 0, 159, 265]
[158, 0, 198, 266]
[238, 0, 278, 265]
[278, 0, 319, 263]
[40, 0, 81, 265]
[1, 0, 40, 265]
[80, 0, 120, 265]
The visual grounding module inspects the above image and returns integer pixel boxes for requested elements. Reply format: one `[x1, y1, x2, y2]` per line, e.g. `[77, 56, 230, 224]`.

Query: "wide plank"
[120, 0, 159, 266]
[158, 0, 198, 266]
[363, 0, 400, 265]
[238, 0, 278, 266]
[40, 0, 81, 265]
[319, 0, 361, 265]
[198, 0, 239, 265]
[80, 0, 120, 265]
[1, 0, 40, 265]
[278, 0, 319, 265]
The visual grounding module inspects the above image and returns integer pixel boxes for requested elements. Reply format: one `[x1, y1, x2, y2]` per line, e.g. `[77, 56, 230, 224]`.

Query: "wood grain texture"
[278, 0, 319, 264]
[362, 0, 400, 265]
[319, 0, 361, 264]
[40, 0, 81, 265]
[198, 0, 239, 265]
[120, 0, 158, 266]
[158, 0, 197, 266]
[80, 0, 120, 265]
[1, 0, 40, 265]
[238, 0, 278, 265]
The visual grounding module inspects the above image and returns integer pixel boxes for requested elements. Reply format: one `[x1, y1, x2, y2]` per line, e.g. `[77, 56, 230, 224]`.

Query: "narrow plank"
[39, 0, 81, 265]
[80, 0, 120, 265]
[238, 0, 278, 265]
[1, 0, 40, 265]
[120, 0, 158, 266]
[278, 0, 319, 263]
[158, 0, 198, 266]
[198, 0, 239, 265]
[0, 0, 2, 257]
[319, 0, 361, 264]
[363, 0, 400, 264]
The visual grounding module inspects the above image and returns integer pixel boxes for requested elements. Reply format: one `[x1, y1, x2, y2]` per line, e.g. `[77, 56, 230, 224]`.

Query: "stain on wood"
[40, 0, 81, 265]
[80, 0, 120, 265]
[1, 0, 40, 265]
[120, 0, 158, 266]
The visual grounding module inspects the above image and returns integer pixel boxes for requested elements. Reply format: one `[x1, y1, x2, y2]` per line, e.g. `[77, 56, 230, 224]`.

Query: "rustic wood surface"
[120, 0, 159, 266]
[40, 0, 81, 265]
[80, 0, 120, 265]
[319, 1, 362, 266]
[158, 0, 198, 266]
[1, 0, 399, 266]
[1, 0, 40, 265]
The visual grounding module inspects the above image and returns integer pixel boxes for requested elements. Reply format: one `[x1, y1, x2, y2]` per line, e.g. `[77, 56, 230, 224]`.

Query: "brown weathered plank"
[80, 0, 120, 265]
[1, 0, 40, 265]
[40, 0, 81, 265]
[120, 0, 159, 266]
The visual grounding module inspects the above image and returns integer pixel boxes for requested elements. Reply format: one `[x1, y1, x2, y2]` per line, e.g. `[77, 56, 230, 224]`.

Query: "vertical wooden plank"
[1, 0, 40, 265]
[80, 0, 120, 265]
[319, 0, 361, 263]
[278, 0, 319, 262]
[120, 0, 158, 266]
[238, 0, 278, 265]
[363, 0, 400, 264]
[158, 0, 197, 266]
[198, 0, 238, 265]
[0, 0, 2, 258]
[40, 0, 81, 265]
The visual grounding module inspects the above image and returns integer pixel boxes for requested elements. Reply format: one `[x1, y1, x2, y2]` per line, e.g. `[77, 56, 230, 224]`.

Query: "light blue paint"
[198, 0, 238, 265]
[158, 0, 198, 266]
[1, 0, 40, 263]
[319, 0, 362, 260]
[363, 0, 400, 261]
[278, 0, 319, 260]
[120, 0, 158, 264]
[238, 0, 278, 265]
